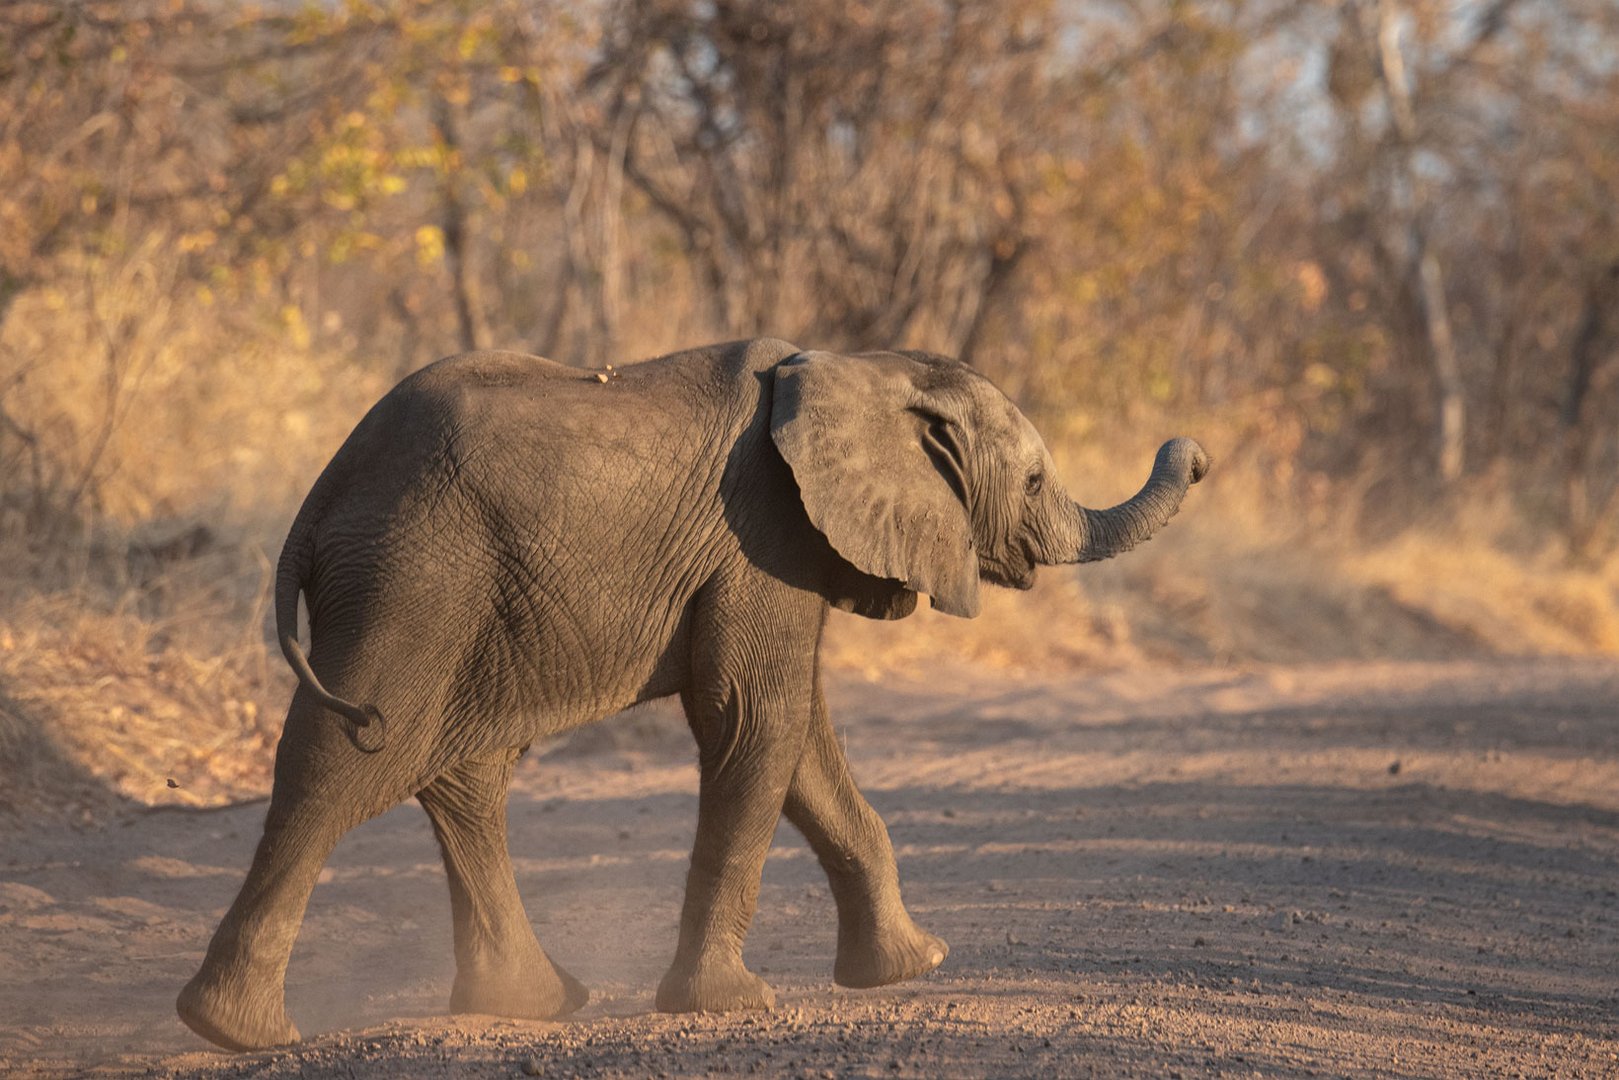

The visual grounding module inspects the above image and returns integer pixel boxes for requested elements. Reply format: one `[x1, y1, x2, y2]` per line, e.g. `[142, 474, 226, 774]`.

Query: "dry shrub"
[0, 678, 65, 820]
[0, 546, 290, 823]
[1346, 533, 1619, 656]
[0, 256, 387, 824]
[1, 254, 392, 540]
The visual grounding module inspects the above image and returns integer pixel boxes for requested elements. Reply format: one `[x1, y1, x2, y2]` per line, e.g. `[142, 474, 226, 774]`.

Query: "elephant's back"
[383, 339, 800, 500]
[397, 338, 801, 419]
[305, 338, 802, 530]
[305, 340, 779, 587]
[406, 348, 590, 393]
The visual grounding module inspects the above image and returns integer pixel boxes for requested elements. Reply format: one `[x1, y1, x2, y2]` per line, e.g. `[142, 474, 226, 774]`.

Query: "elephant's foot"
[450, 955, 590, 1020]
[177, 969, 300, 1052]
[655, 953, 776, 1013]
[834, 915, 948, 990]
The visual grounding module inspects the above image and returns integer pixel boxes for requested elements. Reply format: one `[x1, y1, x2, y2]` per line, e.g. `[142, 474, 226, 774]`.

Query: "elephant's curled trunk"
[275, 517, 387, 752]
[1068, 437, 1210, 564]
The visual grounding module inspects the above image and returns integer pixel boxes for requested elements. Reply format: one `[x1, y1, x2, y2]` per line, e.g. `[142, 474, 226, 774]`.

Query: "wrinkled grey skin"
[177, 339, 1208, 1051]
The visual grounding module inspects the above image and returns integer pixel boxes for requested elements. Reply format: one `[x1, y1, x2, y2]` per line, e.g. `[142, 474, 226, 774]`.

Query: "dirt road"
[3, 659, 1617, 1078]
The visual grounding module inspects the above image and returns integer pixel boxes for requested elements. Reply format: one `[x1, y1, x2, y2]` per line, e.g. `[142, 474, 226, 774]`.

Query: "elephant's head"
[770, 349, 1209, 618]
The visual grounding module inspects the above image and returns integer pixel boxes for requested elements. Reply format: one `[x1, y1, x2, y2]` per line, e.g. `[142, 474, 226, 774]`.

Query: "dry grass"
[0, 264, 391, 536]
[0, 543, 288, 822]
[1345, 533, 1619, 654]
[0, 275, 380, 822]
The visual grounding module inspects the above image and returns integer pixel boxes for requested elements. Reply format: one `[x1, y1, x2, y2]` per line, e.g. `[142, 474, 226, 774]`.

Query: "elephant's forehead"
[987, 393, 1047, 456]
[939, 366, 1048, 460]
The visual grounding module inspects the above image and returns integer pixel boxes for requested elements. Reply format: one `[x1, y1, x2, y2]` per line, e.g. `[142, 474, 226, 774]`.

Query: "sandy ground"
[2, 658, 1617, 1078]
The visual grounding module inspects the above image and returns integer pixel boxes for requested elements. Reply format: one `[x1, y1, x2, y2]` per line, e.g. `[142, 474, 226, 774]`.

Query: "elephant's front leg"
[783, 682, 948, 989]
[657, 660, 815, 1012]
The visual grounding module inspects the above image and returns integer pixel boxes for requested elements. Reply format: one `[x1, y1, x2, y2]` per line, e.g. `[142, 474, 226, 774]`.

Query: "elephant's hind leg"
[178, 693, 412, 1051]
[783, 684, 948, 990]
[176, 802, 337, 1051]
[418, 751, 588, 1020]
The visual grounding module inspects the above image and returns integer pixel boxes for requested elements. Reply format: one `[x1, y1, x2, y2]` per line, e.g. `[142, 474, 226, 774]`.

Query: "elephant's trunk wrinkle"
[1070, 437, 1209, 564]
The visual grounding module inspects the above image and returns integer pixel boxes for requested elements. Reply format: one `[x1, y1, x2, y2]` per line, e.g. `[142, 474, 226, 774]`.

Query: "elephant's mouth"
[978, 541, 1037, 591]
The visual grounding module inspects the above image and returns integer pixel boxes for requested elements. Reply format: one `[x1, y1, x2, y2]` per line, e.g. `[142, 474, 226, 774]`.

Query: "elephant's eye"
[1024, 470, 1044, 497]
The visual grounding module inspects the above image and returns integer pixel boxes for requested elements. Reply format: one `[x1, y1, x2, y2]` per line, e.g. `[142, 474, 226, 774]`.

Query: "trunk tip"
[1160, 437, 1211, 485]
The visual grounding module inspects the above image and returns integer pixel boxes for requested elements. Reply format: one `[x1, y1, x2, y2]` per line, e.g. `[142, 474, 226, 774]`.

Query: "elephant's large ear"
[770, 351, 980, 618]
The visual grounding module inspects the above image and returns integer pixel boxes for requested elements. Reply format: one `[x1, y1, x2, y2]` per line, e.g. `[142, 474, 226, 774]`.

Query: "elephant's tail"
[275, 516, 387, 753]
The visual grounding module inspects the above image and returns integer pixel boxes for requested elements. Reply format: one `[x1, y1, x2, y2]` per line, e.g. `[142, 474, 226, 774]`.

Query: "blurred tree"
[2, 0, 1617, 554]
[579, 0, 1057, 360]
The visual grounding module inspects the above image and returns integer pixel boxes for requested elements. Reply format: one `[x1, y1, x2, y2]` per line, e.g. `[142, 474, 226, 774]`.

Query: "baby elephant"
[178, 338, 1207, 1050]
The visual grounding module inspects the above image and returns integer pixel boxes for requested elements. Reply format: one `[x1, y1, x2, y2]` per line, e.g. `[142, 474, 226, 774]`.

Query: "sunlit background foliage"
[2, 0, 1618, 812]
